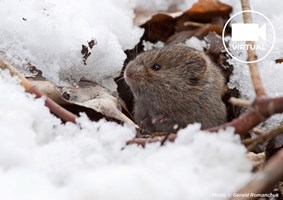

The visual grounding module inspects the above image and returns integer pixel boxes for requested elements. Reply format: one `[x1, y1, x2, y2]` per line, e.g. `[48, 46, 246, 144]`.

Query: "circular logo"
[222, 10, 275, 63]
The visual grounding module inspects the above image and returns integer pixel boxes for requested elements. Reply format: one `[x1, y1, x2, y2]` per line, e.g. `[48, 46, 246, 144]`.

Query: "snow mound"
[0, 0, 144, 90]
[0, 71, 251, 200]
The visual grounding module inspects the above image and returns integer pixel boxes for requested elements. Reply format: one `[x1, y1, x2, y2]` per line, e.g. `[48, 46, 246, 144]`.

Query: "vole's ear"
[185, 53, 207, 85]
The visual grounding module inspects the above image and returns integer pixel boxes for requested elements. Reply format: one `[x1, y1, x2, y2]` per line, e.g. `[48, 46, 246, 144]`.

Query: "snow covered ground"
[1, 0, 283, 199]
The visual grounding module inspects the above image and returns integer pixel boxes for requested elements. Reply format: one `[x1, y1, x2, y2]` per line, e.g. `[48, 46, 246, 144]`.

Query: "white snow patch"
[185, 36, 207, 51]
[134, 0, 185, 11]
[142, 41, 164, 51]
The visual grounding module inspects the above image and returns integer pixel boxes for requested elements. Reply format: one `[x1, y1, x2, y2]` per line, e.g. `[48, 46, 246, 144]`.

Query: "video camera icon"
[231, 23, 266, 41]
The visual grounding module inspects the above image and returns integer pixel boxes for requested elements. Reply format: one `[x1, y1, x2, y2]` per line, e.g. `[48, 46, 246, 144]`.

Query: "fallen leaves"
[29, 78, 135, 126]
[136, 0, 232, 44]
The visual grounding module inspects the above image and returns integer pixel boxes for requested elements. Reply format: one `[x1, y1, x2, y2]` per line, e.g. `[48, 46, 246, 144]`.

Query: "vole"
[124, 44, 227, 134]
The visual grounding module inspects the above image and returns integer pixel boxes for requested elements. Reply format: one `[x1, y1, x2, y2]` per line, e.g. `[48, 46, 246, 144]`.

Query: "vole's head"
[124, 44, 209, 96]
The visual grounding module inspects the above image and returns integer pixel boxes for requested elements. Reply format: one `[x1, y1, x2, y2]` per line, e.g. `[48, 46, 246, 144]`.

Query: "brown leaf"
[175, 0, 232, 32]
[188, 0, 232, 20]
[141, 13, 177, 42]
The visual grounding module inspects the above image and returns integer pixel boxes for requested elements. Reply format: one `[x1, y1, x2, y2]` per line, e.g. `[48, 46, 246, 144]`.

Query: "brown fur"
[124, 44, 227, 133]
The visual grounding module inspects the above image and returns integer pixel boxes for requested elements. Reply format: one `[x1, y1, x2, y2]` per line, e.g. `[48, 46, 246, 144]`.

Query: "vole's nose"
[124, 64, 144, 86]
[124, 66, 133, 84]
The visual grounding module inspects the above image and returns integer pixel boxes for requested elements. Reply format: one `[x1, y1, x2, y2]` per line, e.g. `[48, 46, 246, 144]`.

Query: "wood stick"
[241, 0, 266, 96]
[246, 124, 283, 151]
[229, 97, 251, 107]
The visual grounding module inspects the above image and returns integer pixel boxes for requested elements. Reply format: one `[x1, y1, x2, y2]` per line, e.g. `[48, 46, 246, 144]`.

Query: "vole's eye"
[151, 64, 161, 71]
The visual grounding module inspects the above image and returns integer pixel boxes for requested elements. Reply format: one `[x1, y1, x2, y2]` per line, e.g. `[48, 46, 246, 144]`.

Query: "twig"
[229, 97, 251, 107]
[160, 132, 171, 146]
[0, 59, 78, 123]
[242, 126, 283, 146]
[230, 148, 283, 200]
[245, 124, 283, 151]
[208, 96, 283, 134]
[241, 0, 266, 96]
[183, 21, 206, 27]
[127, 134, 176, 147]
[252, 128, 265, 135]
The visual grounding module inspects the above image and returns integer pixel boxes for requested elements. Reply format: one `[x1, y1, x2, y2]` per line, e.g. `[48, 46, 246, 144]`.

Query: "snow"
[0, 0, 143, 91]
[133, 0, 198, 11]
[185, 36, 207, 51]
[142, 40, 164, 51]
[134, 0, 184, 11]
[0, 71, 252, 199]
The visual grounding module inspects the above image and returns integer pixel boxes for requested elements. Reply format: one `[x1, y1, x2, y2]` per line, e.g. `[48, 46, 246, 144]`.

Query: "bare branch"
[208, 97, 283, 134]
[229, 97, 251, 107]
[241, 0, 266, 96]
[251, 128, 265, 135]
[127, 134, 176, 147]
[244, 124, 283, 151]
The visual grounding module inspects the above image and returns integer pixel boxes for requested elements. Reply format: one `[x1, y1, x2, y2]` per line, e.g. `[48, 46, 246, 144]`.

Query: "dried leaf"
[246, 152, 265, 172]
[175, 0, 232, 32]
[29, 79, 136, 126]
[61, 81, 136, 126]
[29, 79, 67, 105]
[188, 0, 232, 20]
[141, 13, 177, 42]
